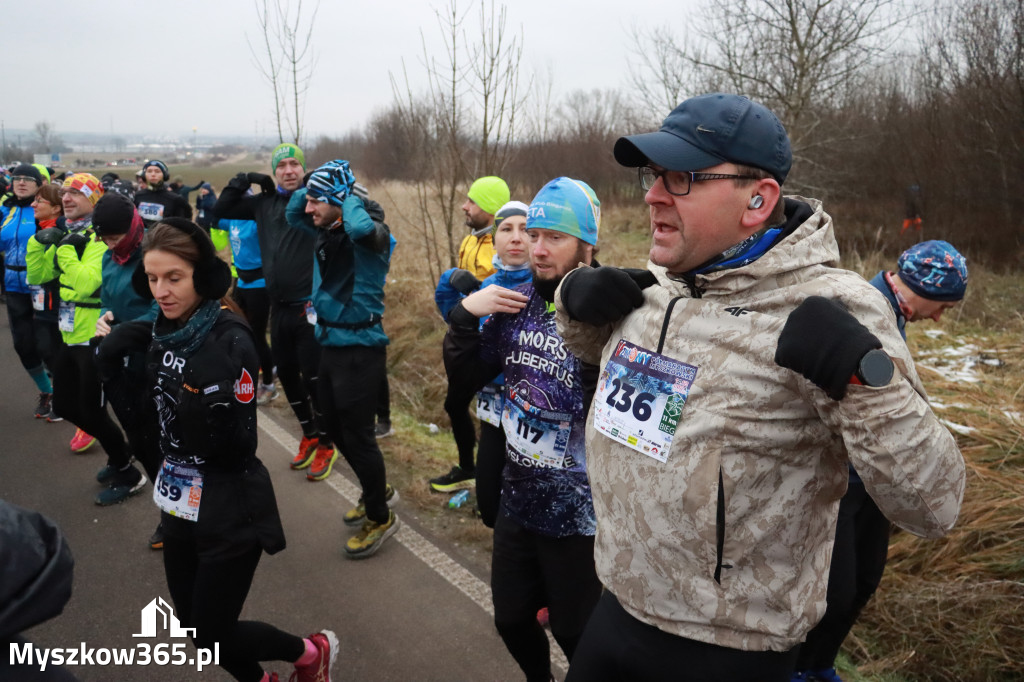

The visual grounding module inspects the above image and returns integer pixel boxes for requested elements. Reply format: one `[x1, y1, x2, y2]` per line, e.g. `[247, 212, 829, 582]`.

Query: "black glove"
[247, 172, 276, 194]
[95, 320, 152, 383]
[59, 232, 90, 259]
[559, 266, 658, 326]
[449, 269, 481, 295]
[228, 172, 250, 191]
[34, 227, 66, 246]
[774, 296, 883, 401]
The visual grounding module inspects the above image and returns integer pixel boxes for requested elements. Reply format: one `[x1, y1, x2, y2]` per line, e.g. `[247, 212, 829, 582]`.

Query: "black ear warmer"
[132, 218, 232, 302]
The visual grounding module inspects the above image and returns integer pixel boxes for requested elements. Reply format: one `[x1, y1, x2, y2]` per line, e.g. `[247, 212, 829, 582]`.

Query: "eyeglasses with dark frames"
[638, 166, 759, 197]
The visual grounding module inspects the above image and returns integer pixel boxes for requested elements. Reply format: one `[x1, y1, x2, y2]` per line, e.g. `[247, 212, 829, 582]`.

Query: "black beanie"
[92, 193, 136, 236]
[11, 164, 43, 186]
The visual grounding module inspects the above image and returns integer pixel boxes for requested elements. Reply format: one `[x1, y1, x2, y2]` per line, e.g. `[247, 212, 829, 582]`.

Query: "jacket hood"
[650, 196, 838, 298]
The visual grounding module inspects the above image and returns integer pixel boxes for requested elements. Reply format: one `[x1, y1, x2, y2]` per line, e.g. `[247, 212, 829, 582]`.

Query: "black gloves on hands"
[247, 172, 276, 194]
[228, 172, 251, 191]
[34, 227, 66, 246]
[449, 269, 481, 295]
[774, 296, 883, 401]
[559, 266, 658, 326]
[59, 232, 90, 258]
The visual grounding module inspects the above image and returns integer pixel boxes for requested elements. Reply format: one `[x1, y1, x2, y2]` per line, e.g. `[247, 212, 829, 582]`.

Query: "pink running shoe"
[70, 428, 96, 453]
[290, 630, 338, 682]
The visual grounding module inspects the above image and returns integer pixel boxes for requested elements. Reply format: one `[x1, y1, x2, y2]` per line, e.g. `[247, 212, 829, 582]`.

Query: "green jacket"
[27, 226, 107, 345]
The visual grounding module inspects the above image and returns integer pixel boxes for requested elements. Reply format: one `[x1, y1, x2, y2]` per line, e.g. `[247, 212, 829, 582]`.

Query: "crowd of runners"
[0, 92, 971, 682]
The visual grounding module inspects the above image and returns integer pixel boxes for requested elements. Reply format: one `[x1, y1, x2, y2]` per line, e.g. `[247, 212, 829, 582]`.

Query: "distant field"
[58, 151, 273, 192]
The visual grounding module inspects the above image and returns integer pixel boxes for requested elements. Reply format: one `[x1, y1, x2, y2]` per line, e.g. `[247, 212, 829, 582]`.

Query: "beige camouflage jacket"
[555, 197, 965, 652]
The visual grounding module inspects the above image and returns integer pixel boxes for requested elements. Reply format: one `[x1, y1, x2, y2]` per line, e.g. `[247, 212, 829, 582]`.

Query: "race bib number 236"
[593, 339, 698, 462]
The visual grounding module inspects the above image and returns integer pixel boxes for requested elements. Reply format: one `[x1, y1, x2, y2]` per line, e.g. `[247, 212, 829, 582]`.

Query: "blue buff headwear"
[306, 160, 356, 208]
[526, 177, 600, 245]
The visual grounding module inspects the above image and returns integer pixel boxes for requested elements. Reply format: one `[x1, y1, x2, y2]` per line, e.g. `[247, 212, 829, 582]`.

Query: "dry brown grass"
[371, 180, 1024, 681]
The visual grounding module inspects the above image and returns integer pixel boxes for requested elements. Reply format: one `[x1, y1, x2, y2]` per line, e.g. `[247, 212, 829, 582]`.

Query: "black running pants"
[443, 378, 477, 473]
[5, 292, 42, 373]
[163, 537, 305, 682]
[317, 345, 390, 523]
[269, 302, 329, 446]
[491, 513, 601, 681]
[567, 591, 799, 682]
[795, 479, 891, 671]
[233, 287, 274, 386]
[51, 345, 130, 468]
[475, 421, 505, 528]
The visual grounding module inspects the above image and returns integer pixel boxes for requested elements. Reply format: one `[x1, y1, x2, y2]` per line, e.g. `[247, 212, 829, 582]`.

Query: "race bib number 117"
[593, 339, 698, 462]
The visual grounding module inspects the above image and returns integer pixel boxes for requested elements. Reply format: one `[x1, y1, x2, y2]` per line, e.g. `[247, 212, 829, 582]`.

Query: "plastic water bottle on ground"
[448, 490, 470, 508]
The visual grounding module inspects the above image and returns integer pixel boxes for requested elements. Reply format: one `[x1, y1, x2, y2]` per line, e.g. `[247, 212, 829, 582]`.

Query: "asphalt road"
[0, 309, 535, 681]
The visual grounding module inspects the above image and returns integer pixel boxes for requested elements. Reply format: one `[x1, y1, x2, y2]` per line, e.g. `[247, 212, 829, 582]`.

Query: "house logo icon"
[133, 597, 196, 638]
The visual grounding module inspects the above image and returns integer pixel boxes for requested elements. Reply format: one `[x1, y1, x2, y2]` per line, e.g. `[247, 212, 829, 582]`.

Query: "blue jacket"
[869, 271, 907, 340]
[285, 189, 391, 348]
[101, 246, 158, 324]
[221, 218, 266, 289]
[0, 199, 37, 294]
[435, 258, 533, 322]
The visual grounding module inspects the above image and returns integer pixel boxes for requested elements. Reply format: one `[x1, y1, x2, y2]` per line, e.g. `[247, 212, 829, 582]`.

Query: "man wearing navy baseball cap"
[553, 94, 965, 681]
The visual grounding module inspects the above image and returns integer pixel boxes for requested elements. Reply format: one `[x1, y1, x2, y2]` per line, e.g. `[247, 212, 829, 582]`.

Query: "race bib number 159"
[593, 339, 698, 462]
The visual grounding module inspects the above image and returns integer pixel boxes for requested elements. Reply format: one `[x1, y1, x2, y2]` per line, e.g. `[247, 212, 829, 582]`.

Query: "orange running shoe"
[291, 435, 319, 469]
[307, 444, 338, 481]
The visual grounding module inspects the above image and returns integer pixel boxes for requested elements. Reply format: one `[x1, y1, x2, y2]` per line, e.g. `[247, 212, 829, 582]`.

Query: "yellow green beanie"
[466, 176, 510, 216]
[272, 143, 305, 171]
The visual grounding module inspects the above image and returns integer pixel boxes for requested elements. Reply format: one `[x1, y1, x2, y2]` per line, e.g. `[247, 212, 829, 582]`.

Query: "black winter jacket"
[214, 184, 313, 305]
[146, 309, 285, 560]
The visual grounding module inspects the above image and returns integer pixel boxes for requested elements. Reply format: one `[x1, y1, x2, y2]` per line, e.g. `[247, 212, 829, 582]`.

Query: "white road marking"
[257, 413, 569, 673]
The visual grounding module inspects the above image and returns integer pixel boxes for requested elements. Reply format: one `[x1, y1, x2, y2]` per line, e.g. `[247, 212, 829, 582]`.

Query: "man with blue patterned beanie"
[793, 239, 969, 682]
[868, 239, 968, 339]
[441, 176, 604, 680]
[285, 160, 399, 559]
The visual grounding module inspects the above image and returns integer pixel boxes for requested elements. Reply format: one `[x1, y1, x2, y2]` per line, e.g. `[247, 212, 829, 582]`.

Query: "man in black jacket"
[213, 143, 336, 477]
[134, 160, 192, 227]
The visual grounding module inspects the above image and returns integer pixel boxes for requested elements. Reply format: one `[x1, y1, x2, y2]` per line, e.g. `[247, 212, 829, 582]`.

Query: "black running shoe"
[429, 465, 476, 493]
[34, 393, 51, 419]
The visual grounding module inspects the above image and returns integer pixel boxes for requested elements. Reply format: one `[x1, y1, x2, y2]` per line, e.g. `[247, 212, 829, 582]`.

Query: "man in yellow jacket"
[457, 176, 510, 281]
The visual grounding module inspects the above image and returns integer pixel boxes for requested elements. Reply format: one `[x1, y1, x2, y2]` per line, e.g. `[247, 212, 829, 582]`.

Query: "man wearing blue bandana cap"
[793, 239, 969, 682]
[286, 160, 398, 559]
[554, 94, 965, 681]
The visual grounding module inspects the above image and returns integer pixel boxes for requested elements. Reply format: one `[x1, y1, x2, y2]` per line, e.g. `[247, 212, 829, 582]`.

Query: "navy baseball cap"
[614, 93, 792, 184]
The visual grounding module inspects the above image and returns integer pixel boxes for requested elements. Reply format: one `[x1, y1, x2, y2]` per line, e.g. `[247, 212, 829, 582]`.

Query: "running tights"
[163, 538, 305, 682]
[51, 345, 130, 469]
[269, 302, 329, 446]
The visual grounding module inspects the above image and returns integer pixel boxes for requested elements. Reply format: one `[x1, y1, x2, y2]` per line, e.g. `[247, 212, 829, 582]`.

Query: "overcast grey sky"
[2, 0, 700, 141]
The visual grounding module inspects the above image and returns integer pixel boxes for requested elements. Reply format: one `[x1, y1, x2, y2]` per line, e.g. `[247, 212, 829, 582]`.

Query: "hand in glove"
[58, 232, 90, 259]
[247, 172, 277, 195]
[228, 172, 251, 191]
[34, 227, 66, 246]
[559, 266, 658, 326]
[774, 296, 883, 401]
[449, 269, 481, 295]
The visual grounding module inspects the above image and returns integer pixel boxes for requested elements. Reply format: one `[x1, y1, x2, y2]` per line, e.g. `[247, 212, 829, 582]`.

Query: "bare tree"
[390, 0, 526, 282]
[248, 0, 286, 143]
[248, 0, 319, 145]
[33, 121, 62, 154]
[629, 0, 910, 179]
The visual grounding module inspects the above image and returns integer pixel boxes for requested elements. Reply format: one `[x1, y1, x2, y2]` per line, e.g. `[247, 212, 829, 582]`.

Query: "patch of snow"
[941, 419, 976, 435]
